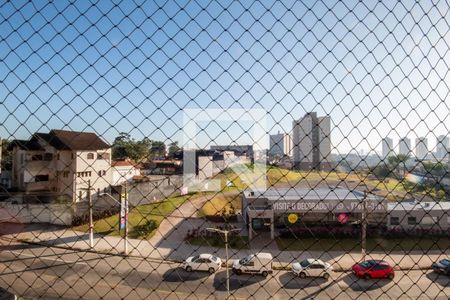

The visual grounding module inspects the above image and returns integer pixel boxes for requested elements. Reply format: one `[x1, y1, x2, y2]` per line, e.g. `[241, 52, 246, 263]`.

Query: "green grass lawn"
[276, 236, 450, 252]
[73, 195, 189, 239]
[198, 192, 241, 217]
[214, 165, 410, 200]
[188, 236, 250, 249]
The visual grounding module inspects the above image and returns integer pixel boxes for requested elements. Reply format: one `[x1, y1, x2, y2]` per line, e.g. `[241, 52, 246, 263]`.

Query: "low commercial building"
[387, 201, 450, 230]
[112, 160, 141, 185]
[242, 187, 386, 239]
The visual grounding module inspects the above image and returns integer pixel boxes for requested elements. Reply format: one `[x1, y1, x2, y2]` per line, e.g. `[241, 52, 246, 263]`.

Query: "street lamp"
[361, 191, 367, 260]
[206, 227, 240, 299]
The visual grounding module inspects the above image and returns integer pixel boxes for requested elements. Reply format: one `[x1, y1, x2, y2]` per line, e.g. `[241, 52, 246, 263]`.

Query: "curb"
[2, 236, 183, 265]
[2, 236, 435, 272]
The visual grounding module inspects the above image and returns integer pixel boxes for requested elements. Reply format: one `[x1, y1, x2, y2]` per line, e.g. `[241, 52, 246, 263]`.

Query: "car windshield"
[360, 261, 375, 268]
[300, 260, 311, 268]
[191, 255, 199, 262]
[239, 255, 253, 264]
[440, 259, 450, 266]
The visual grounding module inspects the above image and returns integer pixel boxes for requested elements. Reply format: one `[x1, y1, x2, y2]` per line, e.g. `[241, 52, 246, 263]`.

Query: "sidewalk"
[2, 224, 446, 272]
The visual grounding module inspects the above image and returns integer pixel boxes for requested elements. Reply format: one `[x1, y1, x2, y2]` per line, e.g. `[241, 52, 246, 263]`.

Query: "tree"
[167, 141, 181, 159]
[111, 133, 150, 161]
[422, 161, 447, 176]
[149, 140, 166, 159]
[387, 154, 410, 178]
[1, 139, 12, 170]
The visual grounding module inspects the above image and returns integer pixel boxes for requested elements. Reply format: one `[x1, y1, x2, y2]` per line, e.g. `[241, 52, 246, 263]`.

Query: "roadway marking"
[8, 250, 88, 265]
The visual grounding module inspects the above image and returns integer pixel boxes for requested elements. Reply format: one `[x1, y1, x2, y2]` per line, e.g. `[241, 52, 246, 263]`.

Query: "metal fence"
[1, 0, 449, 299]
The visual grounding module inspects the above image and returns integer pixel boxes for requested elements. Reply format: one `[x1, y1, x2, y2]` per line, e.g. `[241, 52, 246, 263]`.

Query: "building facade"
[436, 135, 449, 162]
[10, 130, 112, 202]
[382, 137, 394, 159]
[398, 137, 411, 156]
[415, 137, 428, 160]
[112, 160, 141, 185]
[269, 132, 293, 158]
[242, 188, 450, 240]
[292, 112, 331, 170]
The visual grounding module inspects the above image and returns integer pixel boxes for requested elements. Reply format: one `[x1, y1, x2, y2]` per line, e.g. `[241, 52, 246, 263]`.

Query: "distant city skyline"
[1, 1, 449, 155]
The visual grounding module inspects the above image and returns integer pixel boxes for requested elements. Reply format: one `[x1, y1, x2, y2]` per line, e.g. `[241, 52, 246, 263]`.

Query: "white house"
[10, 129, 112, 202]
[112, 160, 141, 185]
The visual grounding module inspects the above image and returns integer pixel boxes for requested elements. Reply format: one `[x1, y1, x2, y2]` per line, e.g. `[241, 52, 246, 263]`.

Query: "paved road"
[0, 240, 448, 299]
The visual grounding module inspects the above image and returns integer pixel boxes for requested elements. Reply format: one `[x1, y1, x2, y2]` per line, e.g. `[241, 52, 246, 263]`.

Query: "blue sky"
[1, 0, 449, 153]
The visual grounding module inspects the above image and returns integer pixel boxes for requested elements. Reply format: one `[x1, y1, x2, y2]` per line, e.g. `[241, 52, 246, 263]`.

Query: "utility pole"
[88, 179, 94, 248]
[361, 190, 367, 260]
[124, 181, 128, 255]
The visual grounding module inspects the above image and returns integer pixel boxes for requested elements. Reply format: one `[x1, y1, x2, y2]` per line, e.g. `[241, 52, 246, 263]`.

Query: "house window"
[390, 217, 399, 226]
[87, 153, 94, 159]
[97, 152, 110, 160]
[63, 171, 69, 178]
[407, 217, 417, 225]
[35, 174, 49, 182]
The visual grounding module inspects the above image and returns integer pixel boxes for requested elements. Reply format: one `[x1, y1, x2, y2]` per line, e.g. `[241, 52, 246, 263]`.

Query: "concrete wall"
[127, 175, 183, 206]
[0, 202, 73, 226]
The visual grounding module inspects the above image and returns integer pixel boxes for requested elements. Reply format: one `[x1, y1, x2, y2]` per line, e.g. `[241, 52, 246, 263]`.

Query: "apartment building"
[10, 129, 112, 202]
[269, 132, 293, 158]
[292, 112, 331, 170]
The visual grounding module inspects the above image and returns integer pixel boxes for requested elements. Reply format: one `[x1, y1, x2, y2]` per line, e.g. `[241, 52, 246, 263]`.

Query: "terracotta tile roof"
[33, 129, 110, 150]
[112, 160, 138, 167]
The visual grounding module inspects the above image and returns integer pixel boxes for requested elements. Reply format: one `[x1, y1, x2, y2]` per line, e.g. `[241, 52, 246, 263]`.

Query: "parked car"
[182, 254, 222, 274]
[232, 253, 273, 277]
[432, 259, 450, 275]
[0, 287, 17, 300]
[292, 258, 333, 280]
[352, 260, 395, 280]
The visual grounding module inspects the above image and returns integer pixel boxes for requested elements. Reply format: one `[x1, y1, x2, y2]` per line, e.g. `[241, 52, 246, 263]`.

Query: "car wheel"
[388, 273, 394, 280]
[262, 271, 268, 277]
[299, 272, 306, 279]
[364, 274, 370, 280]
[208, 267, 215, 274]
[185, 266, 192, 272]
[323, 273, 330, 280]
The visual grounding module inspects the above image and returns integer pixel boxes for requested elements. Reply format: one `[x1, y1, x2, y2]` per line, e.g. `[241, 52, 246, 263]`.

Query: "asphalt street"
[0, 240, 448, 299]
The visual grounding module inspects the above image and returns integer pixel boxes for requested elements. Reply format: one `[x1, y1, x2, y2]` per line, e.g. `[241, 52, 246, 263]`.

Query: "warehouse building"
[242, 187, 450, 239]
[242, 187, 386, 239]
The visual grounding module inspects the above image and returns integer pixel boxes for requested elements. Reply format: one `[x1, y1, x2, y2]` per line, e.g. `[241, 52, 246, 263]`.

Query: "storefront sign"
[272, 200, 385, 213]
[337, 213, 349, 224]
[287, 213, 298, 224]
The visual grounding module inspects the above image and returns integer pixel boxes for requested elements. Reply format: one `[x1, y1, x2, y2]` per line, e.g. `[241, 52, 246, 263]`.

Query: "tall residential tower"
[292, 112, 331, 170]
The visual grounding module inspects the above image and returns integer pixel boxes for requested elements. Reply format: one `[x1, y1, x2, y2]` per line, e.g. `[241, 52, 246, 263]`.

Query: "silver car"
[292, 259, 333, 280]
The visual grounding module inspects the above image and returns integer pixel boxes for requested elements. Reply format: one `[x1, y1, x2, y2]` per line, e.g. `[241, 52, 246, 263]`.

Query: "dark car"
[352, 260, 395, 280]
[432, 259, 450, 275]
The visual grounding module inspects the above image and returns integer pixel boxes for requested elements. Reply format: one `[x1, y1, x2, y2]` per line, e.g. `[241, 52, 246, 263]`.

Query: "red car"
[352, 260, 395, 280]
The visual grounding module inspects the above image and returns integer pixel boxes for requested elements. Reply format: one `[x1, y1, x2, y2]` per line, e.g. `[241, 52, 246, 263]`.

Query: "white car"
[182, 254, 222, 274]
[292, 259, 333, 280]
